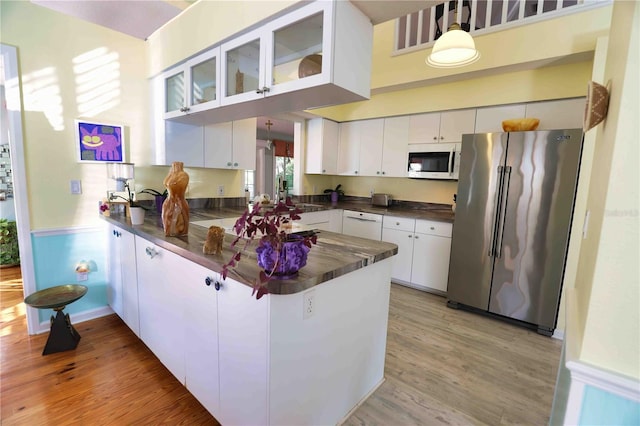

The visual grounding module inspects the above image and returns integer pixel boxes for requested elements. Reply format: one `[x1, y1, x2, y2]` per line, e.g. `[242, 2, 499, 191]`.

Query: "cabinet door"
[337, 121, 360, 175]
[306, 118, 338, 174]
[328, 209, 343, 233]
[162, 67, 186, 120]
[119, 228, 139, 336]
[411, 233, 452, 293]
[185, 47, 221, 114]
[408, 112, 440, 144]
[475, 104, 526, 133]
[439, 109, 476, 143]
[184, 267, 220, 417]
[382, 116, 410, 177]
[107, 225, 124, 319]
[165, 121, 204, 167]
[136, 237, 185, 383]
[525, 98, 585, 130]
[266, 1, 331, 96]
[358, 119, 385, 176]
[382, 227, 414, 283]
[218, 280, 269, 426]
[220, 28, 265, 106]
[203, 121, 233, 168]
[232, 118, 257, 170]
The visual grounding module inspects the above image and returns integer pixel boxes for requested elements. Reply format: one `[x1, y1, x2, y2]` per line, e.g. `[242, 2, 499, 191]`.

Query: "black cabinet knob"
[205, 276, 212, 286]
[214, 281, 221, 291]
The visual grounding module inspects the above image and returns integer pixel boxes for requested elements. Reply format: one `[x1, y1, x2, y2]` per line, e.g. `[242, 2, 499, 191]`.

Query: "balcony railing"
[394, 0, 611, 54]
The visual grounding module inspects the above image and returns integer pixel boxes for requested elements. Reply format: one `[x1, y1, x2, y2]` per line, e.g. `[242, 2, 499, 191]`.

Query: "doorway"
[1, 43, 38, 334]
[255, 115, 296, 200]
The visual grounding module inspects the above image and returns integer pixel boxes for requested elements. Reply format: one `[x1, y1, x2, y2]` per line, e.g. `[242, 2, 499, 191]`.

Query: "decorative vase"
[129, 207, 145, 225]
[256, 236, 310, 279]
[331, 191, 339, 205]
[162, 161, 190, 236]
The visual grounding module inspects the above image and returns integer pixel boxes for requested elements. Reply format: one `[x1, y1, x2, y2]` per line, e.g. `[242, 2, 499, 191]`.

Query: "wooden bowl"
[502, 118, 540, 132]
[298, 54, 322, 78]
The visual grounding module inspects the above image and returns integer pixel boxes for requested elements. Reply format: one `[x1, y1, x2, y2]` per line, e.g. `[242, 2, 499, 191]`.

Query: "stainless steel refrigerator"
[447, 129, 583, 336]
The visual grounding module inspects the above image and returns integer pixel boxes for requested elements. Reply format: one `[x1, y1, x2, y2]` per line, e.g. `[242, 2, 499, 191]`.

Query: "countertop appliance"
[342, 210, 383, 241]
[408, 143, 461, 180]
[446, 129, 583, 336]
[371, 193, 392, 207]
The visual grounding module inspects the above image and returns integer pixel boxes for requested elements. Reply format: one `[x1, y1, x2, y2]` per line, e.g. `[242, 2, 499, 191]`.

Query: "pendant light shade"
[427, 23, 480, 68]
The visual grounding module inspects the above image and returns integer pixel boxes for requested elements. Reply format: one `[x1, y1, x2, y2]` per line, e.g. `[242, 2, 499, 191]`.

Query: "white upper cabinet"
[337, 117, 408, 177]
[162, 0, 371, 126]
[358, 119, 385, 177]
[163, 48, 221, 120]
[408, 112, 440, 144]
[164, 121, 205, 168]
[306, 118, 339, 174]
[475, 104, 527, 133]
[204, 118, 257, 169]
[439, 109, 476, 142]
[525, 98, 585, 130]
[337, 121, 361, 176]
[408, 109, 475, 144]
[381, 116, 410, 177]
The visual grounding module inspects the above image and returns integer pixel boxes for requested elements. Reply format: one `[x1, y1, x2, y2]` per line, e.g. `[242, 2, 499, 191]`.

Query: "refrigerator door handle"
[488, 165, 505, 257]
[495, 166, 512, 259]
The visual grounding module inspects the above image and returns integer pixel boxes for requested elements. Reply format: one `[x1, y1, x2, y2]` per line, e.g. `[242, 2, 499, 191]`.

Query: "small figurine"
[203, 226, 225, 255]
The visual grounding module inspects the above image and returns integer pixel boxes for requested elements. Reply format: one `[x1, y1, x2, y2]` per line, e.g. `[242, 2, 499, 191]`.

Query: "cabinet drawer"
[382, 216, 415, 232]
[414, 220, 452, 237]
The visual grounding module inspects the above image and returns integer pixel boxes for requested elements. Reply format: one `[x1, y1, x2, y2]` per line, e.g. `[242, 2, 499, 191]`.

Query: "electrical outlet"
[370, 188, 375, 197]
[70, 180, 82, 194]
[303, 290, 315, 319]
[217, 185, 224, 196]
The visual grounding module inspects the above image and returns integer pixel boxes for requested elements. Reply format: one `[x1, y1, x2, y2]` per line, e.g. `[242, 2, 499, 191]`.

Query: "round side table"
[24, 284, 88, 356]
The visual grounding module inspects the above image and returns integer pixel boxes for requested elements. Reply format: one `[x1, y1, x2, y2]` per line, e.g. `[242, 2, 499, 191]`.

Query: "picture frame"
[75, 120, 125, 163]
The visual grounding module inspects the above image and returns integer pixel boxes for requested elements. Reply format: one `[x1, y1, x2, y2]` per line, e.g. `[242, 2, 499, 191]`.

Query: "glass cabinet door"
[165, 71, 185, 114]
[186, 48, 220, 112]
[271, 11, 324, 86]
[190, 57, 216, 106]
[225, 38, 261, 97]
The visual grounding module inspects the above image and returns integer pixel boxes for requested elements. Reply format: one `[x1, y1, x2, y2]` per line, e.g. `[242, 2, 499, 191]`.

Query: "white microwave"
[407, 143, 461, 180]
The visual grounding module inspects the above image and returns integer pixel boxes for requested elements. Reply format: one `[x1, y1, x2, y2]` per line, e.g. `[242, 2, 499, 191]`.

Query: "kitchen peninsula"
[103, 208, 397, 425]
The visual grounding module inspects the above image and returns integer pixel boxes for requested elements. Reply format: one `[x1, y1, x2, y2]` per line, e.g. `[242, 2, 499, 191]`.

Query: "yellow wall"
[146, 0, 296, 77]
[575, 1, 639, 379]
[369, 7, 612, 92]
[1, 1, 148, 229]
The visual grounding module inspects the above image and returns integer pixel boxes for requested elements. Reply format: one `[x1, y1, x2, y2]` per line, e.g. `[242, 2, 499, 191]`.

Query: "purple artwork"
[76, 121, 124, 163]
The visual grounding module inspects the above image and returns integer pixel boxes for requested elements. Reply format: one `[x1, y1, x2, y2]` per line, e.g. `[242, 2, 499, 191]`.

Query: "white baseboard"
[34, 306, 115, 334]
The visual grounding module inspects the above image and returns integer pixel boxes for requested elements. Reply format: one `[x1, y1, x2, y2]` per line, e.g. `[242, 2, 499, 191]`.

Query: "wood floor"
[1, 266, 562, 425]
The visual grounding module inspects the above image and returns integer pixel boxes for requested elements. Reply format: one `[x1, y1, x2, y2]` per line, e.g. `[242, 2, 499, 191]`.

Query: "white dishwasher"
[342, 210, 383, 241]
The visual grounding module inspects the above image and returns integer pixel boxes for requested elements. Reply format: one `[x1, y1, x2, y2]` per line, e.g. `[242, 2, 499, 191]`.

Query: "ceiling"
[29, 0, 437, 139]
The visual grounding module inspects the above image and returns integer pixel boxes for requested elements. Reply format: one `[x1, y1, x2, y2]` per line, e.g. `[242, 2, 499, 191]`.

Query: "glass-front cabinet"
[220, 1, 338, 106]
[156, 0, 372, 126]
[163, 48, 220, 119]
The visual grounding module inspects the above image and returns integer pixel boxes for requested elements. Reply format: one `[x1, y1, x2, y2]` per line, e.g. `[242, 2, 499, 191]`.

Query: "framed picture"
[75, 120, 125, 163]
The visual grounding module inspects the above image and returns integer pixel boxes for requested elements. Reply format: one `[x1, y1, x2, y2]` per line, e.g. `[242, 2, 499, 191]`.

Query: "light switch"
[70, 180, 82, 194]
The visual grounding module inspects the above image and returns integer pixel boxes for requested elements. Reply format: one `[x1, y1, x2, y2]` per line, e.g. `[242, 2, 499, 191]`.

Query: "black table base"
[42, 310, 81, 355]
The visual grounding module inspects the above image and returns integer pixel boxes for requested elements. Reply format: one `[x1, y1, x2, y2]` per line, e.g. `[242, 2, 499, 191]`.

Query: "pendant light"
[427, 2, 480, 68]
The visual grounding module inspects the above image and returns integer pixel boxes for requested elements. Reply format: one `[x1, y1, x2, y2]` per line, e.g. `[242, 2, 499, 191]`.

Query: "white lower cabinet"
[298, 209, 343, 233]
[411, 220, 453, 293]
[382, 216, 452, 293]
[106, 224, 139, 336]
[135, 237, 186, 382]
[217, 278, 269, 425]
[183, 265, 221, 417]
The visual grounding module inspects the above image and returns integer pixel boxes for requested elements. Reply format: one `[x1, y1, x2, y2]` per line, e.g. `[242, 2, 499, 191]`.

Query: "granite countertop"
[103, 210, 398, 295]
[319, 201, 455, 223]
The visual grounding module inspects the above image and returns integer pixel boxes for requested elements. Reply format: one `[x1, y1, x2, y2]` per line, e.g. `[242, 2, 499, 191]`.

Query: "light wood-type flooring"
[1, 265, 562, 425]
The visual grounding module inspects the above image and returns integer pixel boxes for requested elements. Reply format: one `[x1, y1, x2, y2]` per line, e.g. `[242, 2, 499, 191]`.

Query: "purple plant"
[222, 199, 317, 299]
